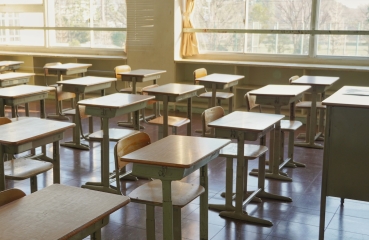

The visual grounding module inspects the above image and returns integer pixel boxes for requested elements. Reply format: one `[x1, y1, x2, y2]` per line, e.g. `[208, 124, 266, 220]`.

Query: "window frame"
[185, 0, 369, 64]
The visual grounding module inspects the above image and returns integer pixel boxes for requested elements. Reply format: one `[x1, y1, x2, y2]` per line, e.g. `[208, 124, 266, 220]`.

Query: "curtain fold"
[181, 0, 199, 57]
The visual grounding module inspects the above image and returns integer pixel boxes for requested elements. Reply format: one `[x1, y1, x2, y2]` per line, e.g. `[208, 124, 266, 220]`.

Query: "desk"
[0, 118, 75, 191]
[208, 111, 291, 224]
[319, 86, 369, 239]
[122, 135, 230, 240]
[249, 84, 311, 180]
[117, 69, 166, 126]
[43, 63, 92, 120]
[0, 61, 23, 72]
[195, 73, 243, 111]
[57, 76, 116, 150]
[79, 93, 155, 194]
[0, 85, 54, 118]
[117, 69, 166, 94]
[291, 75, 339, 149]
[143, 83, 203, 138]
[0, 184, 129, 240]
[0, 72, 34, 87]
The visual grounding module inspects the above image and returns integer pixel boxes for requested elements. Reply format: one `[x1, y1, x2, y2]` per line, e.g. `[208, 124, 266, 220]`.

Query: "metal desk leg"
[52, 141, 60, 184]
[162, 180, 173, 240]
[0, 145, 5, 191]
[187, 97, 192, 136]
[162, 96, 169, 138]
[199, 164, 208, 240]
[60, 94, 89, 150]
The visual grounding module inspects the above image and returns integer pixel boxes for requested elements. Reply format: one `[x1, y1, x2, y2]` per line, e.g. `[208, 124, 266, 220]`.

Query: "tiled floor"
[5, 101, 369, 240]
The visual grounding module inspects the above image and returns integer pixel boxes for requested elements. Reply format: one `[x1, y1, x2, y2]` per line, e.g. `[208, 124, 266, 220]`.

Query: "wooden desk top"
[122, 135, 230, 168]
[56, 76, 116, 86]
[78, 93, 155, 109]
[249, 84, 311, 97]
[0, 184, 129, 240]
[0, 85, 54, 98]
[208, 111, 284, 132]
[291, 75, 339, 86]
[0, 72, 35, 81]
[43, 63, 92, 70]
[0, 61, 23, 67]
[143, 83, 203, 96]
[196, 73, 244, 83]
[117, 69, 166, 77]
[0, 118, 75, 145]
[323, 86, 369, 108]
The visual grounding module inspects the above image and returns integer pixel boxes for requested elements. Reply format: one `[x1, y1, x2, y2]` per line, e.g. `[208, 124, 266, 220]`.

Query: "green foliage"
[111, 31, 126, 47]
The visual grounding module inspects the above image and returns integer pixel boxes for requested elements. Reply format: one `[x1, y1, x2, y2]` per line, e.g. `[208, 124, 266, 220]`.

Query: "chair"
[44, 62, 76, 121]
[0, 188, 26, 207]
[117, 132, 204, 240]
[245, 92, 303, 168]
[194, 68, 234, 111]
[1, 117, 53, 193]
[289, 75, 326, 141]
[201, 106, 269, 206]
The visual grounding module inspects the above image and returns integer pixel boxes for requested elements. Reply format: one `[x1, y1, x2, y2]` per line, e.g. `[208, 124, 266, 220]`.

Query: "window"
[189, 0, 369, 58]
[0, 0, 127, 55]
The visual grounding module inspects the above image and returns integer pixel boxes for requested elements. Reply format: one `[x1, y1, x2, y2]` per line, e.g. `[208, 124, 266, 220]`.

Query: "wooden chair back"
[289, 75, 300, 84]
[114, 65, 131, 79]
[193, 68, 207, 85]
[0, 188, 26, 207]
[78, 104, 91, 119]
[244, 92, 262, 112]
[114, 132, 151, 170]
[201, 106, 225, 137]
[0, 117, 11, 126]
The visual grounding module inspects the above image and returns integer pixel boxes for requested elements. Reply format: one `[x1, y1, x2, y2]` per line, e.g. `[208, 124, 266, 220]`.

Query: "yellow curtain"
[181, 0, 199, 57]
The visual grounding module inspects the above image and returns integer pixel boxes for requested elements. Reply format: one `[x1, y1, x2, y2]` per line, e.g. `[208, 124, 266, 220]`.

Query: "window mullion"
[309, 0, 320, 58]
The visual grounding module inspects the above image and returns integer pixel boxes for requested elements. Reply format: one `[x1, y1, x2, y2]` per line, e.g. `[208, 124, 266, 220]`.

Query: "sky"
[337, 0, 369, 8]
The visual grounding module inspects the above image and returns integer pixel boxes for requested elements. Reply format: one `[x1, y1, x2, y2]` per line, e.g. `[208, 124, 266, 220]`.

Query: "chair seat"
[219, 143, 268, 160]
[296, 101, 326, 109]
[119, 87, 144, 94]
[198, 92, 234, 99]
[129, 179, 204, 207]
[148, 116, 190, 127]
[120, 84, 159, 94]
[63, 108, 76, 116]
[281, 120, 303, 131]
[4, 158, 53, 180]
[88, 128, 139, 142]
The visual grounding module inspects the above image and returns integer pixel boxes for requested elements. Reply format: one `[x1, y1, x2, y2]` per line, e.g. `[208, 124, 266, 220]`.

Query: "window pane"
[318, 0, 369, 56]
[0, 12, 44, 46]
[197, 33, 245, 52]
[47, 0, 126, 49]
[192, 0, 245, 29]
[247, 34, 309, 54]
[319, 0, 369, 30]
[92, 0, 127, 28]
[93, 31, 126, 48]
[50, 30, 90, 47]
[317, 35, 369, 56]
[192, 0, 311, 30]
